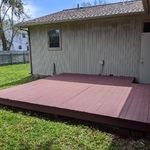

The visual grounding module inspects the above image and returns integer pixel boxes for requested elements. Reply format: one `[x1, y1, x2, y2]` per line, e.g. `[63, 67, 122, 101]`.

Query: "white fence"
[0, 51, 29, 65]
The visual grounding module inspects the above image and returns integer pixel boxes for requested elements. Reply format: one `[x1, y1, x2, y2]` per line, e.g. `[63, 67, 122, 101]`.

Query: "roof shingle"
[20, 0, 144, 27]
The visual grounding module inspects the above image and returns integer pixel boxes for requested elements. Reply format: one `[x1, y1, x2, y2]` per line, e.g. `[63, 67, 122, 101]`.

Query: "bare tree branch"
[81, 0, 107, 7]
[0, 0, 29, 51]
[1, 6, 10, 21]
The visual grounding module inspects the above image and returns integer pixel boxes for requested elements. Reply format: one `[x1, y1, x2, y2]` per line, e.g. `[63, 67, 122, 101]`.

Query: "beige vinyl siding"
[30, 16, 142, 79]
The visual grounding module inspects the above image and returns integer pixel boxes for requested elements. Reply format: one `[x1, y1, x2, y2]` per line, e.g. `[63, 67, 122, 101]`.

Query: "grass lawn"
[0, 64, 36, 89]
[0, 64, 150, 150]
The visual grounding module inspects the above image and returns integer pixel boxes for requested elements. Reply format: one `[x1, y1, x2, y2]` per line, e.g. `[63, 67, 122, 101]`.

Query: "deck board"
[122, 85, 149, 123]
[96, 86, 132, 117]
[0, 74, 150, 132]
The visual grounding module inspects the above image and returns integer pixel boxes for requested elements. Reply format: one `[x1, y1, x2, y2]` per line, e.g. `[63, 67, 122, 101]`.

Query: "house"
[10, 30, 29, 51]
[19, 0, 150, 84]
[0, 29, 29, 51]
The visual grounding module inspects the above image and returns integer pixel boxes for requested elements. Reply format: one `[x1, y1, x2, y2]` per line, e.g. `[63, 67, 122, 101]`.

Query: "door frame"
[139, 32, 150, 83]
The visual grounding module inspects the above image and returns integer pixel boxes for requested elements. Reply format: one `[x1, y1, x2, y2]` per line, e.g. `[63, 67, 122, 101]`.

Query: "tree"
[0, 0, 28, 51]
[81, 2, 92, 7]
[81, 0, 107, 7]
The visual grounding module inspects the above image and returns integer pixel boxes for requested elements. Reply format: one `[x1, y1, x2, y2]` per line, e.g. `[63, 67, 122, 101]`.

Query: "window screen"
[144, 22, 150, 32]
[18, 45, 22, 49]
[22, 33, 26, 38]
[48, 29, 60, 48]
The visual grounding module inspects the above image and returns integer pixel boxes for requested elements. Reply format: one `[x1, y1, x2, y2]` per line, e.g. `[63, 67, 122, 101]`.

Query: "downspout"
[28, 28, 33, 75]
[19, 27, 33, 74]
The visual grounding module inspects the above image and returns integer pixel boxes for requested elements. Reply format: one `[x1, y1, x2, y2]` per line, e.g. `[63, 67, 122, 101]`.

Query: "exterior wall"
[29, 16, 142, 79]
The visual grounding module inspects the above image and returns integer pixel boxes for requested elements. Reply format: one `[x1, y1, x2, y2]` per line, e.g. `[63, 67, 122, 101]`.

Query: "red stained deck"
[0, 74, 150, 132]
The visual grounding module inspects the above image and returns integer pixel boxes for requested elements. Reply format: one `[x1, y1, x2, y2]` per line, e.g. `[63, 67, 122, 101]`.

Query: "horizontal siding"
[30, 16, 142, 79]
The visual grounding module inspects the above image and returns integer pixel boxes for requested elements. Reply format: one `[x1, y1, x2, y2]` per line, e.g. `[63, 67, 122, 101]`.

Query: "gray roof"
[19, 0, 144, 27]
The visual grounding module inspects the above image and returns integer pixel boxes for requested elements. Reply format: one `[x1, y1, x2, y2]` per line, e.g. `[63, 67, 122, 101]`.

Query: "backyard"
[0, 64, 150, 150]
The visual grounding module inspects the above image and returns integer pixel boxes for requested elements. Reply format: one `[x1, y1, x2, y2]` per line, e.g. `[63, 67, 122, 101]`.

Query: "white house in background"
[0, 30, 29, 51]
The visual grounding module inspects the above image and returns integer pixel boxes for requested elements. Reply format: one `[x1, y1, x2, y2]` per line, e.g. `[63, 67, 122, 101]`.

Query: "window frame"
[142, 18, 150, 33]
[18, 45, 22, 50]
[22, 33, 26, 38]
[143, 22, 150, 33]
[48, 28, 62, 51]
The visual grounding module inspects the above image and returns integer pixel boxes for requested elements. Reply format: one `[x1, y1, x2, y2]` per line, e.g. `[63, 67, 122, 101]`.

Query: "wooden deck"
[0, 74, 150, 132]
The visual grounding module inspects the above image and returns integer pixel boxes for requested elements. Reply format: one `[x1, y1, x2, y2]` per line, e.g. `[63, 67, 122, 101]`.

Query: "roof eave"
[18, 11, 145, 28]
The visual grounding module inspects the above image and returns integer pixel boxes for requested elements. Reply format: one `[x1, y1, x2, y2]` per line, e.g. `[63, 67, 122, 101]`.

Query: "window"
[22, 33, 26, 38]
[18, 45, 22, 49]
[48, 29, 61, 49]
[143, 22, 150, 32]
[27, 46, 29, 51]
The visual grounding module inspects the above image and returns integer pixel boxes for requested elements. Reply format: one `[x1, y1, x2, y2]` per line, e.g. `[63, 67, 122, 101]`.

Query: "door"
[139, 33, 150, 84]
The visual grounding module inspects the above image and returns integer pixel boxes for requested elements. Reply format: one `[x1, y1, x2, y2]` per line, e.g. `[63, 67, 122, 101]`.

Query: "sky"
[24, 0, 123, 19]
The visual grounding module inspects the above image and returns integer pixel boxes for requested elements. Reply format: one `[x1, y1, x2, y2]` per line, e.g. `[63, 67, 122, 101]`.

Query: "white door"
[139, 33, 150, 84]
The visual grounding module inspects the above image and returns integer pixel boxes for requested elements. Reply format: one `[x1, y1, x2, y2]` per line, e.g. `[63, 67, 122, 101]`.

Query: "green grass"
[0, 64, 37, 89]
[0, 64, 150, 150]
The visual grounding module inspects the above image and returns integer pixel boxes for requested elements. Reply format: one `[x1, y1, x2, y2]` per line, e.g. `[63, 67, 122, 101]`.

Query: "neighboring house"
[0, 30, 29, 51]
[19, 0, 150, 83]
[11, 30, 29, 51]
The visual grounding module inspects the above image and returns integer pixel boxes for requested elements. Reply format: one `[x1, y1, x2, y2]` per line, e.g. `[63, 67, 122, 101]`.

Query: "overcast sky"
[24, 0, 123, 19]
